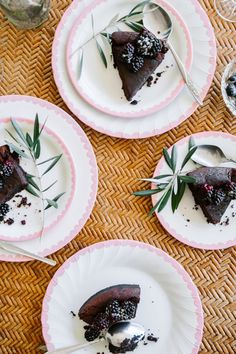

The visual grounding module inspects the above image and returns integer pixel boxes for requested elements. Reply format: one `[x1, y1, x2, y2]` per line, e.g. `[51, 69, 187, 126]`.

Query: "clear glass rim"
[214, 0, 236, 22]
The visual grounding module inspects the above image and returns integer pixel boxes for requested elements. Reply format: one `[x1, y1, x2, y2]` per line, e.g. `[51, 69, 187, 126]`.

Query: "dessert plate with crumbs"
[42, 240, 203, 354]
[52, 0, 216, 138]
[152, 132, 236, 250]
[0, 96, 98, 262]
[66, 0, 193, 118]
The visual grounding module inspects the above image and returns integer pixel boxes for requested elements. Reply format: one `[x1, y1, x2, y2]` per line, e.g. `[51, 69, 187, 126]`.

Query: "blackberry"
[228, 74, 236, 83]
[225, 182, 236, 199]
[212, 189, 226, 205]
[0, 161, 14, 177]
[226, 83, 236, 98]
[84, 325, 100, 342]
[136, 32, 162, 57]
[130, 56, 144, 73]
[94, 313, 110, 331]
[0, 178, 4, 189]
[121, 43, 135, 64]
[0, 203, 10, 216]
[122, 300, 137, 319]
[200, 184, 214, 204]
[106, 299, 120, 315]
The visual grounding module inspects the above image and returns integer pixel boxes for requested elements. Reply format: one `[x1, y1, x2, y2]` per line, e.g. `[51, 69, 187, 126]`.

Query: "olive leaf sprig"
[75, 0, 159, 77]
[5, 115, 65, 236]
[133, 138, 198, 215]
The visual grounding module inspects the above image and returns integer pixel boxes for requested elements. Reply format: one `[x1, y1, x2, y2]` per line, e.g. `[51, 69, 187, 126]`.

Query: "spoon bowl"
[45, 321, 145, 354]
[106, 321, 146, 349]
[191, 144, 236, 167]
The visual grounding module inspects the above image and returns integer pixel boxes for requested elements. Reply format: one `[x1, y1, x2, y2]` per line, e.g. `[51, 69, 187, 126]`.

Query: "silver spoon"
[0, 240, 56, 266]
[144, 3, 203, 105]
[45, 321, 145, 354]
[191, 144, 236, 167]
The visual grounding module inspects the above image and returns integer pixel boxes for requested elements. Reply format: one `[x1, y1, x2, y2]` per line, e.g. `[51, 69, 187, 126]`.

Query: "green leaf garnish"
[42, 154, 62, 176]
[10, 119, 28, 146]
[25, 184, 39, 197]
[95, 38, 108, 68]
[134, 138, 198, 215]
[45, 193, 65, 210]
[78, 49, 84, 79]
[163, 148, 173, 171]
[133, 188, 165, 196]
[181, 146, 198, 169]
[171, 145, 177, 173]
[5, 141, 30, 159]
[26, 133, 33, 147]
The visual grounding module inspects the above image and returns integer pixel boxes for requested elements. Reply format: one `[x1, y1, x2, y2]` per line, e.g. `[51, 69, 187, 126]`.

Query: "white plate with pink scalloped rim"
[52, 0, 216, 138]
[66, 0, 193, 118]
[0, 95, 98, 261]
[42, 240, 203, 354]
[152, 131, 236, 250]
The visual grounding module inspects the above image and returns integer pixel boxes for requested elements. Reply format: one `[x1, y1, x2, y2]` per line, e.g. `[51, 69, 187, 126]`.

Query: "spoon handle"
[167, 42, 203, 106]
[0, 241, 56, 266]
[45, 339, 103, 354]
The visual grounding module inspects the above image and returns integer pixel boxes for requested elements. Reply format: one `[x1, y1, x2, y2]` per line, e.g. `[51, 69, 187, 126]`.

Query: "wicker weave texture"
[0, 0, 235, 353]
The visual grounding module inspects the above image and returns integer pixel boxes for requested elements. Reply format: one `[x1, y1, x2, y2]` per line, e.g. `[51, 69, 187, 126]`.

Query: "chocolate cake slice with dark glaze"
[0, 145, 28, 204]
[79, 284, 141, 352]
[112, 29, 168, 101]
[187, 167, 236, 224]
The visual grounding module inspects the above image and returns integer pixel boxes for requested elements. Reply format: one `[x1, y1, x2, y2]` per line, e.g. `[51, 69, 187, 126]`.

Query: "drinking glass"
[0, 0, 51, 29]
[214, 0, 236, 22]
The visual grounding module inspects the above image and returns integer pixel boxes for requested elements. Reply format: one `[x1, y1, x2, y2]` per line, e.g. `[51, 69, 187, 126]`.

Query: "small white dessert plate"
[0, 95, 98, 261]
[152, 132, 236, 250]
[0, 117, 75, 242]
[52, 0, 216, 138]
[66, 0, 193, 118]
[42, 240, 203, 354]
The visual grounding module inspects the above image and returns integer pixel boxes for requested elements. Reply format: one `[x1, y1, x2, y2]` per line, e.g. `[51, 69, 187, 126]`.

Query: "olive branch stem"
[5, 115, 65, 237]
[134, 138, 198, 214]
[72, 0, 160, 77]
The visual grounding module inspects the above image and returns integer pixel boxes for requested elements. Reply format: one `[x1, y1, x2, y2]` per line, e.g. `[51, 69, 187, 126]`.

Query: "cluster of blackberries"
[121, 31, 164, 73]
[84, 298, 137, 342]
[136, 32, 163, 57]
[0, 161, 14, 178]
[200, 182, 236, 206]
[0, 203, 10, 221]
[226, 74, 236, 98]
[121, 43, 144, 72]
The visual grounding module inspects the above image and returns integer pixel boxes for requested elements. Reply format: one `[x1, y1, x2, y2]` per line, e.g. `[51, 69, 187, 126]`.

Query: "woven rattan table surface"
[0, 0, 235, 353]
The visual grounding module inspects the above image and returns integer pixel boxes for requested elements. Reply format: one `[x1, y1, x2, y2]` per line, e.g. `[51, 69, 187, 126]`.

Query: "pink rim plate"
[52, 0, 217, 138]
[41, 239, 204, 354]
[152, 131, 236, 250]
[0, 95, 98, 262]
[66, 0, 193, 119]
[0, 117, 76, 242]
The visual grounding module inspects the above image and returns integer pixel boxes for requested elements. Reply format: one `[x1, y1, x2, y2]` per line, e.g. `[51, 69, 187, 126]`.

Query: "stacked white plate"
[52, 0, 216, 139]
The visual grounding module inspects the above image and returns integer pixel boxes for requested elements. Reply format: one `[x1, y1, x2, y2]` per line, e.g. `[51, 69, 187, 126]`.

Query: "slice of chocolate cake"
[0, 145, 28, 205]
[187, 167, 236, 224]
[79, 284, 141, 352]
[112, 29, 168, 101]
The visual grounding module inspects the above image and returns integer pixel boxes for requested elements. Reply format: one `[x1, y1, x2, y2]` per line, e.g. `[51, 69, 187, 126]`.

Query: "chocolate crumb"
[147, 335, 159, 342]
[156, 71, 164, 78]
[130, 100, 138, 105]
[146, 75, 154, 87]
[70, 311, 76, 317]
[17, 197, 31, 208]
[5, 218, 14, 225]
